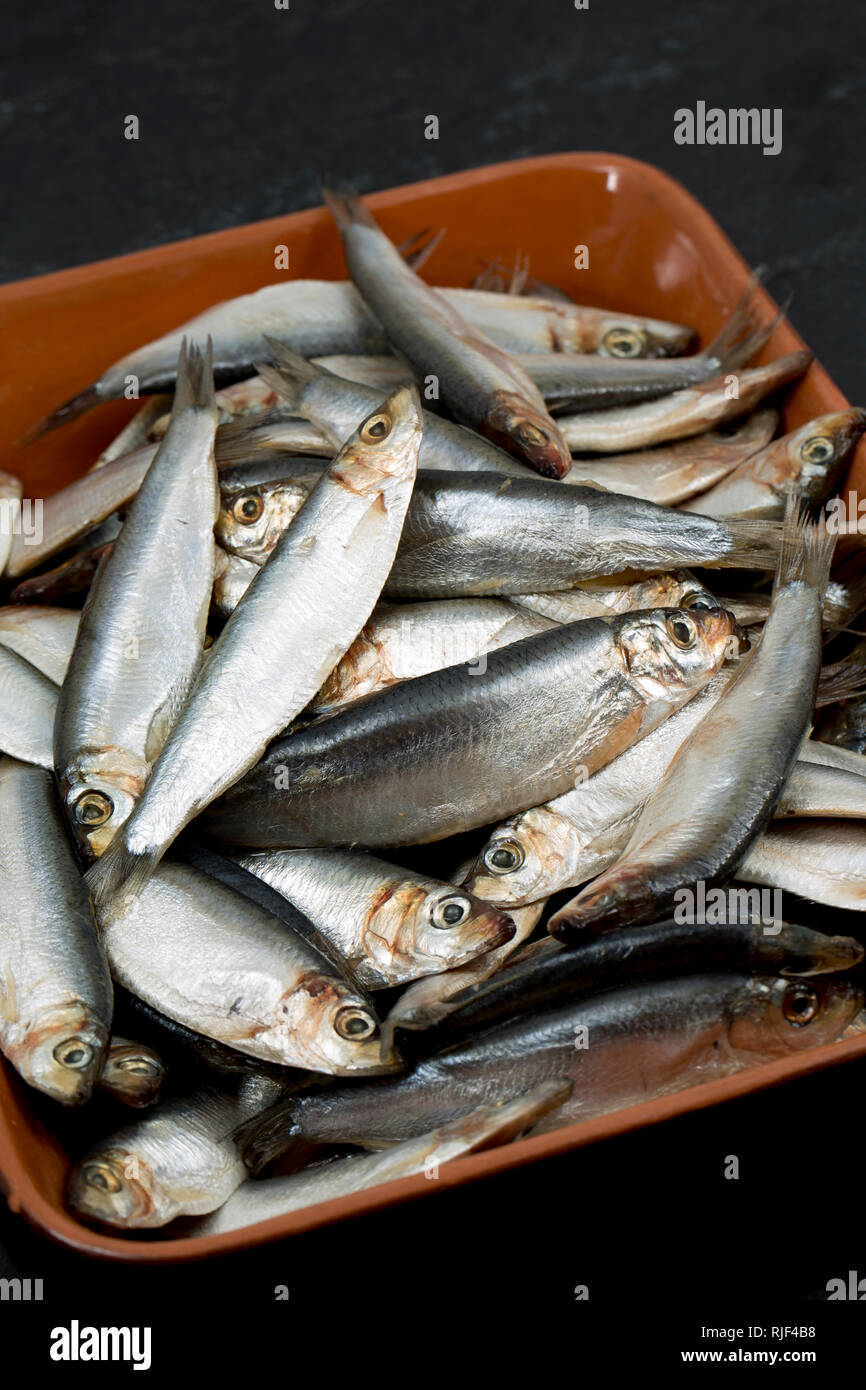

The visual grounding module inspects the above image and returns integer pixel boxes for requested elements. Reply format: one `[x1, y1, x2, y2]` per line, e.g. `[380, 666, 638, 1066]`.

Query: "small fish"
[4, 445, 154, 579]
[323, 189, 572, 478]
[508, 572, 722, 625]
[0, 606, 79, 684]
[0, 758, 112, 1104]
[738, 819, 866, 910]
[67, 1075, 286, 1228]
[681, 409, 866, 517]
[97, 1037, 166, 1108]
[30, 279, 685, 437]
[205, 606, 740, 851]
[234, 849, 517, 989]
[309, 599, 555, 715]
[0, 469, 23, 577]
[96, 860, 396, 1075]
[382, 472, 782, 598]
[87, 385, 422, 911]
[0, 645, 58, 767]
[427, 918, 864, 1049]
[188, 1081, 572, 1237]
[550, 500, 833, 939]
[54, 341, 220, 862]
[564, 411, 778, 505]
[558, 351, 812, 453]
[237, 972, 862, 1170]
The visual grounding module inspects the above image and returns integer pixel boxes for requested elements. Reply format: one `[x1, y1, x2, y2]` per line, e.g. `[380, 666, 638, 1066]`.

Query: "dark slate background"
[2, 0, 866, 1344]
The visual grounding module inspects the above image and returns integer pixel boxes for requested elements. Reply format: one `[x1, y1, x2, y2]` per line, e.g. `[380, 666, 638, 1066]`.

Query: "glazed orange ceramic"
[1, 152, 864, 1261]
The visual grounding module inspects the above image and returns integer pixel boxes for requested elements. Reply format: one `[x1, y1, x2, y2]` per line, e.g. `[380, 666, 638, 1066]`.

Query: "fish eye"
[666, 614, 697, 648]
[801, 435, 835, 465]
[683, 593, 717, 612]
[516, 422, 549, 447]
[73, 790, 114, 827]
[483, 839, 525, 874]
[782, 983, 821, 1026]
[361, 413, 392, 443]
[116, 1056, 160, 1077]
[602, 327, 644, 358]
[334, 1006, 378, 1041]
[53, 1038, 94, 1070]
[232, 492, 265, 525]
[81, 1162, 122, 1194]
[430, 893, 471, 929]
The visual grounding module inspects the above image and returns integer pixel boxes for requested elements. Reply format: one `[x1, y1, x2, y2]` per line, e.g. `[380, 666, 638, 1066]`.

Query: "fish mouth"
[485, 395, 572, 479]
[780, 928, 864, 977]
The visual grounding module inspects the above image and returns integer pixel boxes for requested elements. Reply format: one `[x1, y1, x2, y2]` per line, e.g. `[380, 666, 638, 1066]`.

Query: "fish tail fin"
[253, 337, 330, 413]
[775, 494, 836, 595]
[20, 384, 104, 444]
[85, 836, 159, 916]
[397, 226, 446, 272]
[704, 269, 787, 373]
[816, 658, 866, 707]
[713, 517, 783, 571]
[320, 184, 378, 233]
[172, 336, 216, 415]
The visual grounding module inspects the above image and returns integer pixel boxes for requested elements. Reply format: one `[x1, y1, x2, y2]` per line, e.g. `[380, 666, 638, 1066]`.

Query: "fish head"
[484, 392, 572, 479]
[617, 605, 743, 704]
[10, 1001, 109, 1106]
[753, 409, 866, 501]
[727, 974, 865, 1058]
[365, 878, 516, 981]
[332, 384, 424, 493]
[99, 1041, 166, 1107]
[59, 749, 149, 861]
[67, 1146, 158, 1227]
[464, 808, 580, 908]
[279, 974, 401, 1076]
[596, 317, 696, 360]
[216, 479, 311, 563]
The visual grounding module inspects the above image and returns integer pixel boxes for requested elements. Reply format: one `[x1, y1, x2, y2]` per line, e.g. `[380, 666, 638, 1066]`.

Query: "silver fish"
[0, 757, 112, 1103]
[550, 502, 833, 938]
[323, 190, 572, 478]
[88, 385, 422, 911]
[54, 342, 220, 862]
[237, 973, 862, 1164]
[681, 409, 866, 518]
[558, 351, 812, 453]
[234, 849, 517, 989]
[0, 606, 79, 684]
[382, 472, 782, 598]
[309, 600, 555, 715]
[97, 1037, 166, 1108]
[189, 1081, 571, 1237]
[0, 645, 58, 767]
[31, 279, 691, 436]
[205, 607, 740, 850]
[67, 1075, 286, 1228]
[564, 411, 778, 504]
[739, 819, 866, 909]
[5, 444, 155, 579]
[508, 572, 721, 625]
[96, 860, 395, 1074]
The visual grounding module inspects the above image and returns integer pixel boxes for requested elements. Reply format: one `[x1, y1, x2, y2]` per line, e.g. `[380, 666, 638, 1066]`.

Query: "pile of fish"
[2, 189, 866, 1241]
